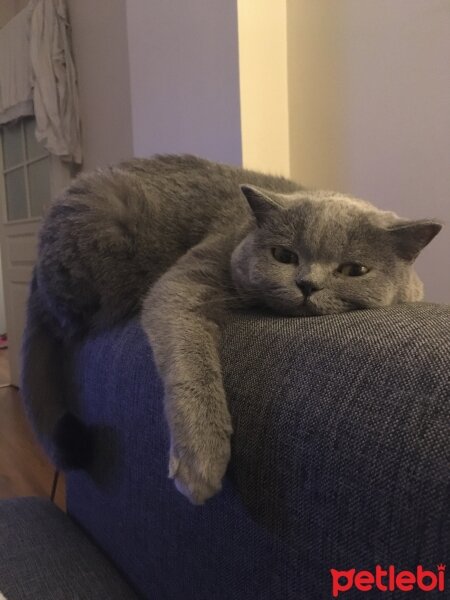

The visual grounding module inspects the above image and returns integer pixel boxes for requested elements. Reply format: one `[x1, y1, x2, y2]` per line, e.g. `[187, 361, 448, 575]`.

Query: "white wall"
[126, 0, 242, 165]
[285, 0, 450, 302]
[68, 0, 242, 169]
[67, 0, 133, 170]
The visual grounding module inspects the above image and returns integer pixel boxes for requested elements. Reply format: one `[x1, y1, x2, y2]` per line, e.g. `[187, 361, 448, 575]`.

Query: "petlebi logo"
[330, 564, 446, 597]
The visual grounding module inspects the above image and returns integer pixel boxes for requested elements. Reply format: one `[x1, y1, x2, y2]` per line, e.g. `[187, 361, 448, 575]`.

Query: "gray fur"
[22, 154, 441, 504]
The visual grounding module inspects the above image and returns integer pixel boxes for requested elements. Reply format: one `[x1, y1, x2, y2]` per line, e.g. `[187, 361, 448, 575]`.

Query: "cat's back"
[37, 155, 301, 325]
[45, 154, 300, 249]
[115, 153, 300, 225]
[48, 155, 248, 243]
[40, 155, 243, 265]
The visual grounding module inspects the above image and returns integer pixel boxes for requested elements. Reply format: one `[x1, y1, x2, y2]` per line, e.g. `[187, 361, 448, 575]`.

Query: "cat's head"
[230, 185, 441, 316]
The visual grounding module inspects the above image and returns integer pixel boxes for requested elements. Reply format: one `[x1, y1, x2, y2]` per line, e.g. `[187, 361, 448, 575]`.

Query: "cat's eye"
[337, 263, 369, 277]
[271, 247, 298, 265]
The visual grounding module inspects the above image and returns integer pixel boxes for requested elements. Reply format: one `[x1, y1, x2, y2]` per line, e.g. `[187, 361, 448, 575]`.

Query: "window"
[0, 117, 51, 222]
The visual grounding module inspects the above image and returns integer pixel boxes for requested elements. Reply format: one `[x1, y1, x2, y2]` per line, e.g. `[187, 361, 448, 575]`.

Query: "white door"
[0, 117, 71, 385]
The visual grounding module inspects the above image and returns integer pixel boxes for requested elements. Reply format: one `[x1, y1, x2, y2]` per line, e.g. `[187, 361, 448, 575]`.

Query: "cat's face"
[231, 186, 441, 316]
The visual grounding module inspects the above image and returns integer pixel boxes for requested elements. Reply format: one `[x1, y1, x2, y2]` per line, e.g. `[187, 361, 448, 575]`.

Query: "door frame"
[0, 124, 72, 385]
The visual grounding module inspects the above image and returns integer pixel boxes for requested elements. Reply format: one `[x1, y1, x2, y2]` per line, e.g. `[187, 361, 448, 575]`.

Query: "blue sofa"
[2, 302, 449, 599]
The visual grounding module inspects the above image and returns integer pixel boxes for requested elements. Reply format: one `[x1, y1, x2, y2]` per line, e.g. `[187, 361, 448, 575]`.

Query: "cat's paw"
[168, 434, 231, 505]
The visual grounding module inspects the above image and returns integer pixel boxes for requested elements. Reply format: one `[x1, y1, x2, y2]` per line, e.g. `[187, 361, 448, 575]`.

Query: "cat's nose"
[297, 279, 320, 297]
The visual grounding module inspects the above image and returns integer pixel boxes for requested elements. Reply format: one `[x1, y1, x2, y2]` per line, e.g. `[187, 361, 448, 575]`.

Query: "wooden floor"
[0, 347, 10, 387]
[0, 350, 65, 510]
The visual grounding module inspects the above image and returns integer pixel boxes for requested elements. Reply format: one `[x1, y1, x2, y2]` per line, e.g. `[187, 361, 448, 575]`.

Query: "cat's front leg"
[141, 251, 233, 504]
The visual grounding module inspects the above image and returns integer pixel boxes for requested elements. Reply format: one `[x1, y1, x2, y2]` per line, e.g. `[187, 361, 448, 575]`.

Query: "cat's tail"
[20, 270, 94, 469]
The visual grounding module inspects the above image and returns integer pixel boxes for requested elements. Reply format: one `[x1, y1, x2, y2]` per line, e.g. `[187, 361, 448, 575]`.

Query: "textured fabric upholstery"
[0, 497, 138, 600]
[64, 302, 449, 599]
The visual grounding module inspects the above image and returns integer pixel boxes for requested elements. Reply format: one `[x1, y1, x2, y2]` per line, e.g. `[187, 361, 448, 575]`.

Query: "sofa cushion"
[0, 497, 139, 600]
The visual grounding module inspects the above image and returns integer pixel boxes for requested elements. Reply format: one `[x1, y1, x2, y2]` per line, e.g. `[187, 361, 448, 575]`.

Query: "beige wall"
[287, 2, 348, 190]
[284, 0, 449, 302]
[67, 0, 133, 170]
[237, 0, 290, 176]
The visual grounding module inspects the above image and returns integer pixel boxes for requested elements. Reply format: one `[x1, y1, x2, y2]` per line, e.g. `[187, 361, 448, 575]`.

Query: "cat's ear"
[387, 219, 442, 262]
[240, 185, 284, 226]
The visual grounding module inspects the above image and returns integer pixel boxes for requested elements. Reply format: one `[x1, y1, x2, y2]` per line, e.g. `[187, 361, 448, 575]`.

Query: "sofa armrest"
[65, 302, 450, 599]
[222, 303, 450, 560]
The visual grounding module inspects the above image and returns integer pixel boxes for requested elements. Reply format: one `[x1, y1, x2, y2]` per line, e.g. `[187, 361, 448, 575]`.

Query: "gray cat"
[21, 154, 441, 504]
